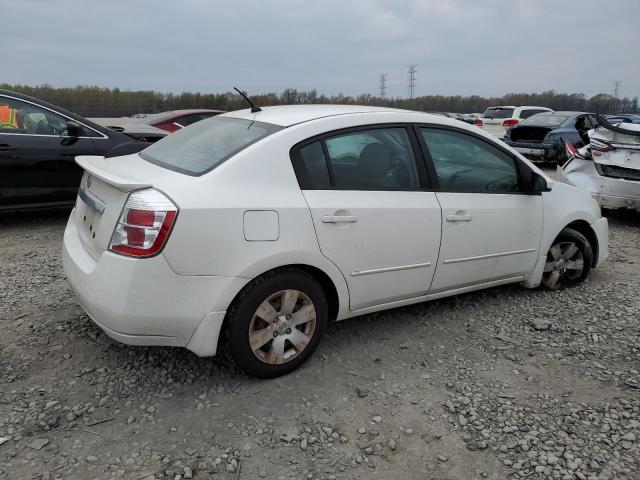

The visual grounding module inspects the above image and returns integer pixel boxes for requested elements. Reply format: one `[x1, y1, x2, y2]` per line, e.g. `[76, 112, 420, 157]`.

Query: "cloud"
[4, 0, 639, 99]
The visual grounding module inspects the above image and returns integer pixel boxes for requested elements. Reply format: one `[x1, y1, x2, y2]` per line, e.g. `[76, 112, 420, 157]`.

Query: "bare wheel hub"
[248, 290, 317, 365]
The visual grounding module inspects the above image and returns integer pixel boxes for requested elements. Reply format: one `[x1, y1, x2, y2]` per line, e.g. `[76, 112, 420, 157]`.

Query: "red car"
[140, 109, 225, 133]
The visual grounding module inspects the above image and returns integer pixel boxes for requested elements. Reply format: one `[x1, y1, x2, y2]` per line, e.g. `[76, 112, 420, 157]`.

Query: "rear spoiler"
[595, 114, 640, 137]
[75, 156, 152, 192]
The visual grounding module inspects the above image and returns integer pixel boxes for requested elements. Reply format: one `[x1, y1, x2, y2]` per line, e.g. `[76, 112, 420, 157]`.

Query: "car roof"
[487, 105, 552, 109]
[165, 109, 225, 115]
[143, 109, 224, 124]
[220, 104, 416, 127]
[532, 111, 587, 116]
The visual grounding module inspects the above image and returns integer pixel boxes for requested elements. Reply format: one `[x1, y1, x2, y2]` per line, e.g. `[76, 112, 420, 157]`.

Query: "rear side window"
[421, 128, 521, 193]
[325, 128, 419, 190]
[295, 141, 331, 189]
[141, 117, 282, 176]
[292, 127, 421, 191]
[482, 107, 514, 119]
[178, 113, 217, 127]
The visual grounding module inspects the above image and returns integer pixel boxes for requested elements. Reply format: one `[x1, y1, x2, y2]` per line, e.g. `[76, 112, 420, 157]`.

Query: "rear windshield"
[482, 107, 514, 119]
[140, 117, 282, 175]
[520, 114, 571, 127]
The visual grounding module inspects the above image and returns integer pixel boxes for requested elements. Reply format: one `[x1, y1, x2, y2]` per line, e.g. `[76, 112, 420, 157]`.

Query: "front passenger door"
[0, 95, 98, 207]
[419, 127, 543, 293]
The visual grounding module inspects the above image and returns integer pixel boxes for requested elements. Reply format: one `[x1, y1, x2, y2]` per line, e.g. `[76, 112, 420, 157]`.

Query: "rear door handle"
[446, 213, 472, 222]
[321, 215, 359, 223]
[0, 144, 16, 152]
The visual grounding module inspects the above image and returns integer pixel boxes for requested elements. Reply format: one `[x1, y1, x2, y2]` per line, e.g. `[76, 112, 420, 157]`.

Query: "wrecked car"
[558, 114, 640, 212]
[503, 111, 597, 164]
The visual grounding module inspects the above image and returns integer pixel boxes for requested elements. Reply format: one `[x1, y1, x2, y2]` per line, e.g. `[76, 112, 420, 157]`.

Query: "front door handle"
[446, 213, 472, 222]
[321, 215, 359, 223]
[0, 144, 16, 152]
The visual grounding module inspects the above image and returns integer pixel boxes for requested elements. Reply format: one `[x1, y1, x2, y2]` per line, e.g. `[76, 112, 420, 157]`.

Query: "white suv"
[477, 105, 553, 138]
[63, 105, 608, 378]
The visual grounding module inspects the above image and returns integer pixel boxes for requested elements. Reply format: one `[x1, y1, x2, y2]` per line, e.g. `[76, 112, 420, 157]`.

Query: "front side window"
[421, 128, 521, 192]
[324, 128, 419, 190]
[141, 116, 282, 176]
[0, 96, 93, 136]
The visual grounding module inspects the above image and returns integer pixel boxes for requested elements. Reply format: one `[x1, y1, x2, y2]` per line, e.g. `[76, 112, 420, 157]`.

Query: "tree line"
[2, 83, 637, 117]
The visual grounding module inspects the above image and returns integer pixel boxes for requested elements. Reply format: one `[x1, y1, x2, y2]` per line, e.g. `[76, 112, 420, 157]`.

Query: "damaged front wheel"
[542, 228, 593, 290]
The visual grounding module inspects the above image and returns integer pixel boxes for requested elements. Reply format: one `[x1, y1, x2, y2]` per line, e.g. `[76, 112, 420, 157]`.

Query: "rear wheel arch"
[564, 220, 598, 267]
[218, 264, 341, 351]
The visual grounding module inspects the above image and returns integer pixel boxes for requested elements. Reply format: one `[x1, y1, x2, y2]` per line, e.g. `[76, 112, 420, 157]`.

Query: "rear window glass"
[520, 114, 571, 127]
[482, 108, 514, 119]
[140, 117, 282, 175]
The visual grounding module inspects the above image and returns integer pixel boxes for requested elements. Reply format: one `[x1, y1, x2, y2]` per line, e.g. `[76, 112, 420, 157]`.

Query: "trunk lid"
[509, 126, 553, 144]
[480, 107, 515, 137]
[72, 154, 186, 260]
[590, 124, 640, 177]
[481, 119, 508, 137]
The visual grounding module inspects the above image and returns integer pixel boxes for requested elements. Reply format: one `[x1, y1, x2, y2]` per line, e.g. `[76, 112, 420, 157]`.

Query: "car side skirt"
[338, 275, 526, 320]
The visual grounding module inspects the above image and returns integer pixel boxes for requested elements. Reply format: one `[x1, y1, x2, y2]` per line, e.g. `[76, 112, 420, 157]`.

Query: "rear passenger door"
[418, 127, 543, 292]
[291, 125, 442, 311]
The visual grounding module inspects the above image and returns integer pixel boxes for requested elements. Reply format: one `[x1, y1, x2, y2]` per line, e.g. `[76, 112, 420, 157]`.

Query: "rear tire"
[223, 269, 327, 379]
[541, 227, 593, 290]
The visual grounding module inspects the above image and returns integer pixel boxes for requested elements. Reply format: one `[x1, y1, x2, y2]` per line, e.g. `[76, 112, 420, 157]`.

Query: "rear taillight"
[565, 140, 577, 158]
[590, 138, 614, 157]
[502, 119, 519, 128]
[109, 189, 178, 258]
[475, 118, 483, 127]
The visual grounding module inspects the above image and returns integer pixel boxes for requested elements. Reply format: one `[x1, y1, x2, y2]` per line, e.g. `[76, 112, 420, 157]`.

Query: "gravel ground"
[1, 194, 639, 479]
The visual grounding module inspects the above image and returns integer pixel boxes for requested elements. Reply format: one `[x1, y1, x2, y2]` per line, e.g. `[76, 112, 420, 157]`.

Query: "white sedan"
[63, 105, 609, 378]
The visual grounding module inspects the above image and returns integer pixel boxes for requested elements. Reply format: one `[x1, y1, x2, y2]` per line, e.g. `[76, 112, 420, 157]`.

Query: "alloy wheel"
[248, 290, 317, 365]
[542, 241, 585, 289]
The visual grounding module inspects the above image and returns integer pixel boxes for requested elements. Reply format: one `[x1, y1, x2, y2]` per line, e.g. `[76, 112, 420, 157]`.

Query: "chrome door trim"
[351, 262, 432, 277]
[0, 93, 109, 139]
[443, 248, 536, 265]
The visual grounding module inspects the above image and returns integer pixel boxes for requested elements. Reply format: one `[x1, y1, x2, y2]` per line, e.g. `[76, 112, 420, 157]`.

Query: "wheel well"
[216, 264, 341, 356]
[565, 220, 598, 266]
[226, 264, 340, 322]
[291, 264, 340, 322]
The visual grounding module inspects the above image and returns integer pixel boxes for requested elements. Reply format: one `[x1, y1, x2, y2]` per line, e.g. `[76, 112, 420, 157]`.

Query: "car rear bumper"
[479, 126, 507, 138]
[503, 140, 560, 161]
[62, 208, 248, 356]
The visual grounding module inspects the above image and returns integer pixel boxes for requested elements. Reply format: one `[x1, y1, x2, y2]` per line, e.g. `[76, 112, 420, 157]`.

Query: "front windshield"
[520, 114, 571, 127]
[140, 116, 282, 175]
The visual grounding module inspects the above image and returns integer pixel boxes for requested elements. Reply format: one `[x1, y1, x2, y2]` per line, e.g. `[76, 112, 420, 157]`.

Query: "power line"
[613, 80, 622, 98]
[378, 73, 388, 99]
[407, 65, 417, 99]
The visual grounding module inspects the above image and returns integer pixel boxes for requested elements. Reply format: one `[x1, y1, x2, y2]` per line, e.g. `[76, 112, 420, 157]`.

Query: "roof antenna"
[234, 87, 262, 113]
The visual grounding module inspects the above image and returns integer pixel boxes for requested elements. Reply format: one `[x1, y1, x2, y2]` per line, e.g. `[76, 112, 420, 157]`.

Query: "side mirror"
[526, 170, 552, 194]
[66, 120, 83, 138]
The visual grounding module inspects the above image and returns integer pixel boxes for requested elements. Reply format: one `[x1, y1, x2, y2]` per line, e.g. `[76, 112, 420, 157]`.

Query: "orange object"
[0, 104, 20, 128]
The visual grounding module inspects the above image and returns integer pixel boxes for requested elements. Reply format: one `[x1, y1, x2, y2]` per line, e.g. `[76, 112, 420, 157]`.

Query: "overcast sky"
[4, 0, 639, 99]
